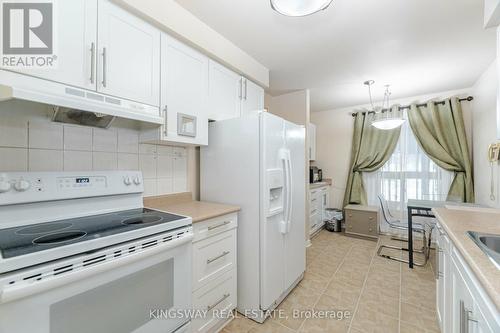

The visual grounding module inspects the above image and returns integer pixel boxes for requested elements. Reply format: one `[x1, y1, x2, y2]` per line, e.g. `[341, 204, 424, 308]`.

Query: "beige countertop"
[433, 207, 500, 310]
[309, 178, 332, 189]
[144, 192, 240, 223]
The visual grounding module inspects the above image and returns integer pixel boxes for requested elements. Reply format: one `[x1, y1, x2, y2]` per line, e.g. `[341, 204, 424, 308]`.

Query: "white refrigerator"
[201, 111, 306, 322]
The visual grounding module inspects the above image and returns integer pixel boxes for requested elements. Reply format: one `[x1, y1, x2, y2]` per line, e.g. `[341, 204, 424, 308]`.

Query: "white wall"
[0, 100, 195, 198]
[268, 90, 310, 126]
[112, 0, 269, 88]
[472, 60, 499, 206]
[311, 88, 473, 209]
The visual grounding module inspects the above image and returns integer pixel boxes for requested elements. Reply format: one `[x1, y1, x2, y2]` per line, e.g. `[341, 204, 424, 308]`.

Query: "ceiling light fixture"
[364, 80, 405, 130]
[270, 0, 333, 17]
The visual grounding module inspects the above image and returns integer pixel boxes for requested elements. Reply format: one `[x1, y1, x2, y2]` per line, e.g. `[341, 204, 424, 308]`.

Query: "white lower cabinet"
[192, 213, 238, 333]
[436, 222, 499, 333]
[309, 185, 329, 235]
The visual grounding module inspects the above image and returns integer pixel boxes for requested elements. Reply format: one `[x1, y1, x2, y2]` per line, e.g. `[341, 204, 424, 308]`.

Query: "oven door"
[0, 233, 193, 333]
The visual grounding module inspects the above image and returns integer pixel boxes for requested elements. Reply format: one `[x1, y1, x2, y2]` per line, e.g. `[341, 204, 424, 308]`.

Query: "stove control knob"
[0, 181, 11, 193]
[14, 179, 31, 192]
[133, 176, 142, 185]
[123, 176, 132, 186]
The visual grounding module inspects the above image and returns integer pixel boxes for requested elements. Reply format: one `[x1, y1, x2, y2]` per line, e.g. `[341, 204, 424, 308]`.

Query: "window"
[363, 111, 453, 232]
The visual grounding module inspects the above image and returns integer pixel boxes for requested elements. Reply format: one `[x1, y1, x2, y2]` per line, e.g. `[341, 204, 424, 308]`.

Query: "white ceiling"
[175, 0, 496, 111]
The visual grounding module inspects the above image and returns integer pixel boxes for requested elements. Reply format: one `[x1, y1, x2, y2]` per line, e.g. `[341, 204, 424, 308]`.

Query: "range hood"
[0, 70, 163, 126]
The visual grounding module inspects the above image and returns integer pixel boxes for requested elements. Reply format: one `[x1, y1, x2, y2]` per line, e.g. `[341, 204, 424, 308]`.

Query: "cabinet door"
[98, 0, 160, 106]
[451, 259, 475, 333]
[240, 78, 264, 116]
[208, 61, 241, 121]
[162, 34, 208, 145]
[436, 229, 446, 330]
[309, 123, 317, 161]
[9, 0, 97, 90]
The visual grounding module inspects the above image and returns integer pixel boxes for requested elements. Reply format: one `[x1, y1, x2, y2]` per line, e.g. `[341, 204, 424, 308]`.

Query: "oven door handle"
[0, 233, 193, 304]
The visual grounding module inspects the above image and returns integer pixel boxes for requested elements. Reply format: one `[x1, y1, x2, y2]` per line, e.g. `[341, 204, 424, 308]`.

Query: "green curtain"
[408, 98, 474, 203]
[343, 108, 402, 207]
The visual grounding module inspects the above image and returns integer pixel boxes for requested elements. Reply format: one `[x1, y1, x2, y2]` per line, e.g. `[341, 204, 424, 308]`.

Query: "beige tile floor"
[222, 229, 440, 333]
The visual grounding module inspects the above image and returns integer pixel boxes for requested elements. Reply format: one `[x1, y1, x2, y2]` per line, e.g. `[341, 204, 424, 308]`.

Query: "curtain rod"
[350, 96, 474, 117]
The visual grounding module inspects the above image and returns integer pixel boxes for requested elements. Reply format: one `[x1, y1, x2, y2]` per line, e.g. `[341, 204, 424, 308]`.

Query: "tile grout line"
[345, 239, 378, 333]
[296, 234, 354, 332]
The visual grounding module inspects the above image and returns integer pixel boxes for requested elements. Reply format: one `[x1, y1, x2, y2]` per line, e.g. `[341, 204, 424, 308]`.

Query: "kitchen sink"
[467, 231, 500, 269]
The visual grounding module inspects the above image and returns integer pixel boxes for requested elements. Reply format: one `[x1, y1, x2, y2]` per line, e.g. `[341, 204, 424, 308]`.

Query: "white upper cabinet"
[308, 123, 317, 161]
[240, 78, 264, 117]
[162, 34, 208, 145]
[140, 34, 209, 146]
[97, 0, 160, 106]
[208, 60, 265, 121]
[208, 61, 243, 121]
[8, 0, 98, 90]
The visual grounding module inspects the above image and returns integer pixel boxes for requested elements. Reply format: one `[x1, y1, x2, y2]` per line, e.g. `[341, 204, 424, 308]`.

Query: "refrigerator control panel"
[267, 168, 284, 216]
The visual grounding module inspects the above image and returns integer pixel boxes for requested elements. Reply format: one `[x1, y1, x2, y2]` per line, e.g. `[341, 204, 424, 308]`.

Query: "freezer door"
[283, 121, 306, 289]
[260, 113, 286, 310]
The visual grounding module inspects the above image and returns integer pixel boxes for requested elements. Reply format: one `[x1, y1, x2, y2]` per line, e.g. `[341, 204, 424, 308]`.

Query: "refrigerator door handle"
[286, 154, 293, 233]
[279, 149, 291, 234]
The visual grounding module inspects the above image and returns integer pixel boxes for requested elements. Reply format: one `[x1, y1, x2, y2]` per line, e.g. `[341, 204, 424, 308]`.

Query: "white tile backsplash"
[64, 151, 92, 171]
[173, 177, 187, 192]
[117, 129, 139, 154]
[29, 149, 63, 171]
[0, 115, 188, 197]
[0, 148, 28, 171]
[157, 155, 173, 178]
[143, 179, 157, 197]
[117, 153, 139, 170]
[64, 125, 92, 151]
[173, 156, 187, 179]
[0, 117, 28, 148]
[139, 154, 157, 178]
[139, 143, 157, 154]
[93, 152, 118, 171]
[157, 146, 173, 156]
[29, 121, 63, 150]
[157, 178, 173, 194]
[92, 128, 117, 152]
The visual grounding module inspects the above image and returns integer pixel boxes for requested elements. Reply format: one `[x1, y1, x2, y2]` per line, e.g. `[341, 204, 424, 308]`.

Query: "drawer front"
[193, 213, 238, 242]
[193, 229, 237, 291]
[192, 269, 237, 333]
[310, 201, 320, 215]
[345, 210, 378, 238]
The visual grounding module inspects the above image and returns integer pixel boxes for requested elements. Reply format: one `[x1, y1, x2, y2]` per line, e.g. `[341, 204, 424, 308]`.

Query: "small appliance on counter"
[309, 166, 323, 183]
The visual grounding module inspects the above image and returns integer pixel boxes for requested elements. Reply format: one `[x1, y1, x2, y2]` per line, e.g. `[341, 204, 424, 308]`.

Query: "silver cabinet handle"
[207, 251, 230, 264]
[311, 198, 317, 202]
[207, 221, 231, 231]
[460, 300, 477, 333]
[163, 105, 168, 135]
[244, 79, 247, 100]
[238, 78, 243, 100]
[460, 300, 467, 333]
[207, 293, 230, 311]
[102, 47, 107, 87]
[90, 42, 95, 84]
[437, 272, 444, 278]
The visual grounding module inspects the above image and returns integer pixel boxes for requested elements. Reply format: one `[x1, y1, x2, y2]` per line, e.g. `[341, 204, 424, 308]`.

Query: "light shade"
[270, 0, 333, 17]
[371, 118, 406, 130]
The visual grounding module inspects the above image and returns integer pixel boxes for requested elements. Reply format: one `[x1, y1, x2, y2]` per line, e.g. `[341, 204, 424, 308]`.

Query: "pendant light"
[270, 0, 333, 17]
[364, 80, 405, 130]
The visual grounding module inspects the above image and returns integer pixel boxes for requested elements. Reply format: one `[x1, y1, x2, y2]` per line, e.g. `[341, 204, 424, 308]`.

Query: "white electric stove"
[0, 171, 193, 333]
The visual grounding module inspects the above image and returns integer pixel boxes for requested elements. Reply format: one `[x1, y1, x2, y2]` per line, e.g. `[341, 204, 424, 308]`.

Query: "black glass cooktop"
[0, 208, 186, 259]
